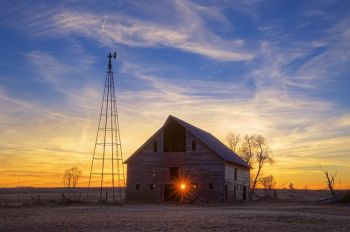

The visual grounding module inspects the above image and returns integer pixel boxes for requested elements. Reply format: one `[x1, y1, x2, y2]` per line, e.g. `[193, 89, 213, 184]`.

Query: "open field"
[0, 187, 347, 203]
[1, 188, 350, 231]
[0, 188, 124, 204]
[1, 202, 350, 231]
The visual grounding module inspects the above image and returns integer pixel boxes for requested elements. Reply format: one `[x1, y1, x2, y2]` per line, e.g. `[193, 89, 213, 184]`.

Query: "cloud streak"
[2, 42, 350, 188]
[0, 0, 349, 188]
[1, 1, 254, 61]
[52, 8, 253, 61]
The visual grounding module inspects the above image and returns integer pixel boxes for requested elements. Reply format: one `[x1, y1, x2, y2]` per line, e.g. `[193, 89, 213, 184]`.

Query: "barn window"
[163, 119, 186, 152]
[170, 167, 179, 180]
[153, 141, 158, 152]
[150, 184, 156, 190]
[234, 168, 237, 180]
[192, 140, 196, 151]
[136, 184, 140, 190]
[209, 183, 213, 190]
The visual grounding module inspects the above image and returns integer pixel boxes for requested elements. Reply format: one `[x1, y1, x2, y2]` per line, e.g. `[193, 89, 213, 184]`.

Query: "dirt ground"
[1, 188, 349, 231]
[1, 202, 350, 232]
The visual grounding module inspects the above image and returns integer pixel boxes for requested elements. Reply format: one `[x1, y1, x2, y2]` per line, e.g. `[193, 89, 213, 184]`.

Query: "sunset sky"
[0, 0, 349, 189]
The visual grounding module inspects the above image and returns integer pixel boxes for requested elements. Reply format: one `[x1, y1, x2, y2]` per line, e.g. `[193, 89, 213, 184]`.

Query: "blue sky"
[0, 0, 350, 188]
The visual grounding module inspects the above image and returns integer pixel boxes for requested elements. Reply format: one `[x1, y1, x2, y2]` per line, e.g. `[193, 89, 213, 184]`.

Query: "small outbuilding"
[124, 115, 250, 202]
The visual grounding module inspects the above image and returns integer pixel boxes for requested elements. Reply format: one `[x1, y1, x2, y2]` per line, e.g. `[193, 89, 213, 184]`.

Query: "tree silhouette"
[226, 133, 274, 200]
[225, 133, 240, 153]
[320, 166, 337, 198]
[63, 166, 82, 188]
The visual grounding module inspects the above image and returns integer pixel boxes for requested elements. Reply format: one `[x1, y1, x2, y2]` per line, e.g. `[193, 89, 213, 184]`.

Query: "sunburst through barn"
[124, 115, 250, 203]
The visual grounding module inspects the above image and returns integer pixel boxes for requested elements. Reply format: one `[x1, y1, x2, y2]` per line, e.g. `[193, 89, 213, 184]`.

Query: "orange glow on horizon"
[0, 114, 349, 190]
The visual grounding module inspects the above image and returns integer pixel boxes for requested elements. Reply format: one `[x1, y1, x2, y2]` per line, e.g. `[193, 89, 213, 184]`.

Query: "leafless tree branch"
[320, 166, 337, 198]
[226, 132, 240, 153]
[63, 166, 82, 188]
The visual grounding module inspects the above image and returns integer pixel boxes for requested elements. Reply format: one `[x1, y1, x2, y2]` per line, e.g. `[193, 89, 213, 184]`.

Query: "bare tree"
[320, 166, 337, 198]
[63, 166, 82, 188]
[63, 169, 72, 187]
[249, 135, 274, 200]
[239, 135, 255, 166]
[288, 182, 295, 198]
[226, 133, 274, 201]
[259, 175, 275, 195]
[226, 133, 240, 152]
[289, 182, 294, 190]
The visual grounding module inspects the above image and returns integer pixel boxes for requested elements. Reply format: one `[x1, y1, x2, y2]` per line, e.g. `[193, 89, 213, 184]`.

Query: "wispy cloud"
[0, 0, 349, 188]
[53, 6, 253, 61]
[111, 17, 350, 187]
[1, 1, 253, 61]
[0, 50, 105, 187]
[3, 40, 349, 187]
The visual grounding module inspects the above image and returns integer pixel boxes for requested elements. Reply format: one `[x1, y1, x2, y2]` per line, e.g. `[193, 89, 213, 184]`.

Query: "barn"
[124, 115, 250, 202]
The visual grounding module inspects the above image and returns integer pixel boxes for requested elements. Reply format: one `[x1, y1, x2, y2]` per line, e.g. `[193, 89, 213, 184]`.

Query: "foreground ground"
[1, 189, 349, 231]
[1, 202, 350, 232]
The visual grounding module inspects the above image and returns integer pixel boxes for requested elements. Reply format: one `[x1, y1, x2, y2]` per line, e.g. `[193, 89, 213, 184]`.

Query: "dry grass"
[1, 203, 350, 231]
[0, 188, 349, 232]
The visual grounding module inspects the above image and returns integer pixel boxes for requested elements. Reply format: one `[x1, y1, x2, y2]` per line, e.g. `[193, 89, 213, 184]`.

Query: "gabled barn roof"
[124, 115, 250, 168]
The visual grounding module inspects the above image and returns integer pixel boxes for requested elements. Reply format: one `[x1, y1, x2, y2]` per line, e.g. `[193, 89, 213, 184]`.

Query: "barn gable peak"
[124, 115, 250, 168]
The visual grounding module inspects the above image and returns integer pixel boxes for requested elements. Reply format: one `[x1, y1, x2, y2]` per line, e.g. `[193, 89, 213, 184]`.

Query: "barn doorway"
[243, 186, 247, 201]
[164, 184, 179, 201]
[233, 185, 237, 201]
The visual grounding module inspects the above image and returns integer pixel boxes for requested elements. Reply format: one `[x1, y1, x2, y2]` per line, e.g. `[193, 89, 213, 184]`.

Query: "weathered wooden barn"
[124, 115, 250, 202]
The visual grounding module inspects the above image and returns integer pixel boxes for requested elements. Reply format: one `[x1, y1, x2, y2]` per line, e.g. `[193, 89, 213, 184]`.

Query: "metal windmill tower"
[87, 52, 125, 202]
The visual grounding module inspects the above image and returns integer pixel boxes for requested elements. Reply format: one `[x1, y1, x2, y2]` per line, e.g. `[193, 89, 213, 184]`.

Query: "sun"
[180, 183, 186, 190]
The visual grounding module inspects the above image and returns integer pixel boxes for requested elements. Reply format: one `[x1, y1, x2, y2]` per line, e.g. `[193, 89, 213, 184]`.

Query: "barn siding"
[126, 130, 226, 202]
[224, 162, 250, 201]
